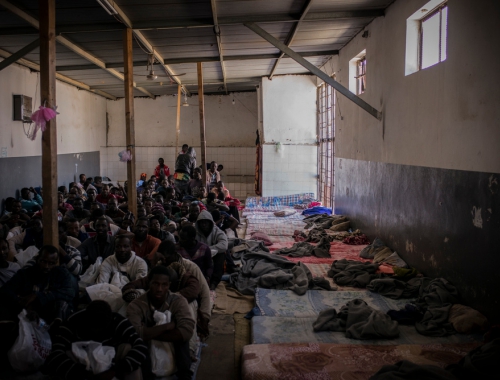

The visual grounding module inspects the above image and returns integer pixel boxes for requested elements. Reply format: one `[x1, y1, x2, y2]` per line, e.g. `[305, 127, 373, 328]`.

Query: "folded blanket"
[367, 277, 422, 299]
[328, 259, 384, 288]
[313, 299, 399, 340]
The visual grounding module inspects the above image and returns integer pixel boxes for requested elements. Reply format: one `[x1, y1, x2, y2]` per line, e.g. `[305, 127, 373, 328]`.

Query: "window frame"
[355, 56, 367, 95]
[418, 2, 448, 70]
[316, 81, 335, 209]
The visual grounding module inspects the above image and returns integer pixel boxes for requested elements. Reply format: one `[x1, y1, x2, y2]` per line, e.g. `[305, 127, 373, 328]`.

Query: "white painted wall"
[318, 0, 500, 173]
[0, 61, 106, 157]
[260, 75, 318, 197]
[103, 92, 258, 199]
[106, 92, 257, 147]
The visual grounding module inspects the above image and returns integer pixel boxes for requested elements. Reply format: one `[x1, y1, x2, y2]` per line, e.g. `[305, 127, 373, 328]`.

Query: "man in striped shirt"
[44, 300, 148, 380]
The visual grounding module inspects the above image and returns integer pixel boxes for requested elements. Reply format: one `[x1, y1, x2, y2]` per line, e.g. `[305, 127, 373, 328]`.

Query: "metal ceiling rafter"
[0, 10, 385, 35]
[268, 0, 313, 79]
[55, 50, 339, 71]
[0, 37, 39, 71]
[0, 48, 116, 100]
[244, 22, 382, 120]
[0, 0, 154, 98]
[109, 1, 190, 96]
[210, 0, 227, 94]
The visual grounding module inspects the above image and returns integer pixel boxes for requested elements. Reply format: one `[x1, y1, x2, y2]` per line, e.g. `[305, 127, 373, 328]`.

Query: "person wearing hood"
[174, 147, 197, 197]
[195, 210, 228, 290]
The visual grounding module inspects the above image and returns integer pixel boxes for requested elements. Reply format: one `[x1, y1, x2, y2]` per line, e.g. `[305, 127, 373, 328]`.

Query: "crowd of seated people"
[0, 144, 243, 378]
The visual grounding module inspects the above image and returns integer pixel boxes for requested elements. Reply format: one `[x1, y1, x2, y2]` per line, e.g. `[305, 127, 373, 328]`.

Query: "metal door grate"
[317, 82, 335, 208]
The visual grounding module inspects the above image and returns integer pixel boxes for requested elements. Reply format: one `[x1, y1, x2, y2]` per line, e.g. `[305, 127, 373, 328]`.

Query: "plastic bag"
[151, 310, 176, 377]
[14, 246, 39, 267]
[72, 341, 115, 374]
[85, 283, 125, 312]
[8, 310, 52, 372]
[110, 271, 130, 289]
[79, 257, 103, 290]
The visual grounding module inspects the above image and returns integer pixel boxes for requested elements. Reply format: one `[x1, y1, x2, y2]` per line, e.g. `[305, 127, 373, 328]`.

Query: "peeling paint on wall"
[472, 206, 483, 228]
[489, 175, 498, 194]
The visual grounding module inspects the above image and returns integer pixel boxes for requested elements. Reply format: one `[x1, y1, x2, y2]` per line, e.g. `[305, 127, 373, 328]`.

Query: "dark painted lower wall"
[334, 157, 500, 322]
[0, 151, 100, 200]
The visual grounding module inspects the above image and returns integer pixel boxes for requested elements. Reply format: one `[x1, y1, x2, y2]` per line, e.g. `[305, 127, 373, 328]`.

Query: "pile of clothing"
[293, 214, 370, 245]
[313, 299, 399, 340]
[274, 238, 331, 258]
[360, 238, 407, 267]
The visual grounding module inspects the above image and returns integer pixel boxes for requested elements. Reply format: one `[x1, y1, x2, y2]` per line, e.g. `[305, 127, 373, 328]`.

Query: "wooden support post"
[175, 84, 181, 162]
[39, 0, 58, 246]
[123, 28, 137, 217]
[197, 62, 207, 186]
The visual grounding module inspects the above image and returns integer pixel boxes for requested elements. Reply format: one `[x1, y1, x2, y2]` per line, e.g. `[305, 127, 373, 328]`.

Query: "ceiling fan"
[121, 53, 186, 81]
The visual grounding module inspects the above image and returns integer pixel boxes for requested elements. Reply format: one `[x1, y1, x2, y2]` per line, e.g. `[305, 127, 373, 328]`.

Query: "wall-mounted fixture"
[13, 95, 32, 122]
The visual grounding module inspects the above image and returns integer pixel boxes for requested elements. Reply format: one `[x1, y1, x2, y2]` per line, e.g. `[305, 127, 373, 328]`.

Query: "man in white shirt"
[97, 235, 148, 284]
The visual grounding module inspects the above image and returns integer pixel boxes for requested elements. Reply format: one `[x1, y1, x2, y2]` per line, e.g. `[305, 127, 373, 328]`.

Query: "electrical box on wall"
[13, 95, 32, 122]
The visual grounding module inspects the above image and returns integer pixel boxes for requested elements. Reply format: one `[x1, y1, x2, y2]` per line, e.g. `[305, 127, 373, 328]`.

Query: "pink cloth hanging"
[30, 106, 57, 140]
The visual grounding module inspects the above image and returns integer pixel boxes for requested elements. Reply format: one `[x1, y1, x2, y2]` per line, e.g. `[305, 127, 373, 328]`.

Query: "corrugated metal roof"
[0, 0, 393, 98]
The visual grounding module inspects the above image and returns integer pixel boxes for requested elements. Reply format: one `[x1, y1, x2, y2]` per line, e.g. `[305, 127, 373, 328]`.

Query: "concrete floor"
[197, 314, 238, 380]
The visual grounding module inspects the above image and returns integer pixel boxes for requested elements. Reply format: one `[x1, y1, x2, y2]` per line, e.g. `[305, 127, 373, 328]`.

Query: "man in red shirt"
[154, 157, 170, 180]
[131, 217, 161, 262]
[96, 184, 123, 205]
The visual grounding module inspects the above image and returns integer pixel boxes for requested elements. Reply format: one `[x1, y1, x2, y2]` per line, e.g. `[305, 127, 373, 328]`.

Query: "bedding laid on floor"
[241, 342, 480, 380]
[250, 316, 483, 345]
[254, 288, 411, 318]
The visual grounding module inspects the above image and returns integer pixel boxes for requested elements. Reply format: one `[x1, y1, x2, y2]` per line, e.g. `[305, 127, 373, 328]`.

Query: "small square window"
[420, 4, 448, 69]
[405, 0, 448, 76]
[356, 57, 367, 95]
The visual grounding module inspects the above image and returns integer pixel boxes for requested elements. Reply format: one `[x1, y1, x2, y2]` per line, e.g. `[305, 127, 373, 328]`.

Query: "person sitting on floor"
[20, 187, 43, 215]
[164, 187, 180, 207]
[66, 218, 89, 243]
[121, 211, 135, 231]
[206, 161, 220, 191]
[0, 245, 75, 324]
[97, 235, 148, 284]
[83, 187, 104, 211]
[204, 192, 230, 213]
[127, 265, 195, 380]
[131, 217, 161, 261]
[187, 167, 205, 199]
[0, 238, 20, 287]
[96, 184, 123, 205]
[78, 216, 116, 271]
[154, 157, 171, 181]
[149, 215, 176, 244]
[80, 209, 133, 237]
[63, 197, 91, 222]
[195, 210, 228, 290]
[151, 203, 176, 233]
[57, 191, 74, 216]
[1, 199, 30, 223]
[187, 203, 201, 225]
[44, 300, 148, 380]
[173, 200, 191, 222]
[7, 217, 44, 261]
[143, 197, 154, 216]
[106, 198, 126, 224]
[123, 241, 200, 305]
[177, 225, 213, 285]
[153, 241, 210, 340]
